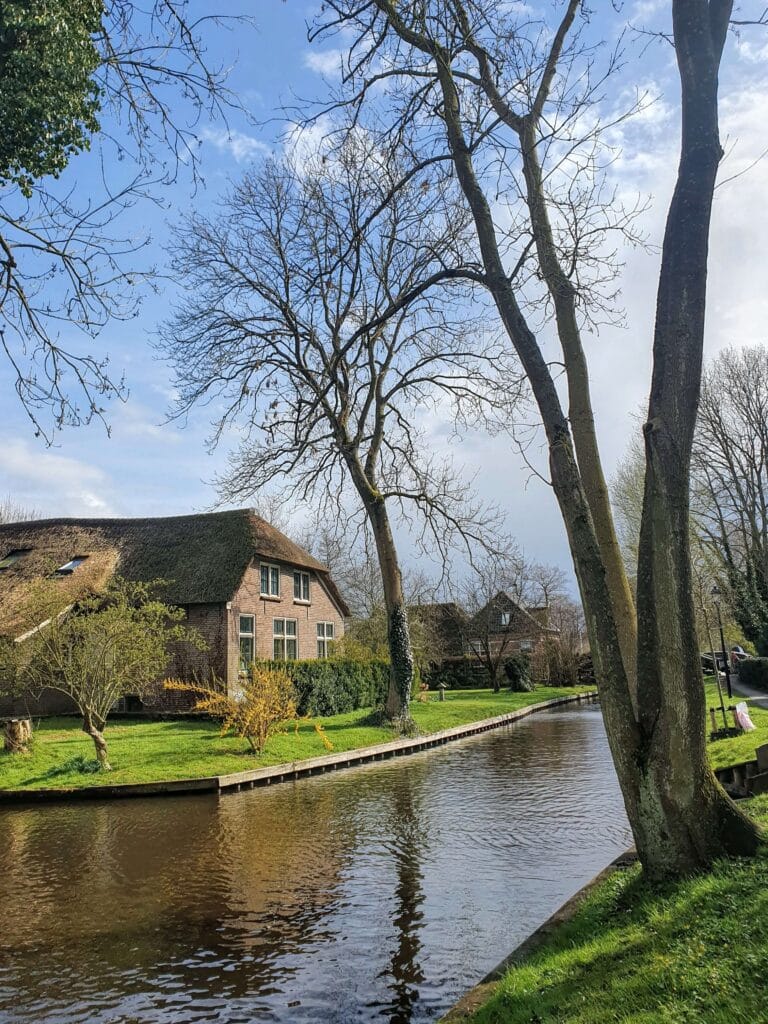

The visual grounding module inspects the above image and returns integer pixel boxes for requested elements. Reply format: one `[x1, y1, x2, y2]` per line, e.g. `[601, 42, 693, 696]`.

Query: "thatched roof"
[0, 509, 349, 635]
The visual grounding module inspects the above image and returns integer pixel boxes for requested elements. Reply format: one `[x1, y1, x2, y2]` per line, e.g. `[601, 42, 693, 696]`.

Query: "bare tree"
[460, 550, 530, 691]
[160, 141, 513, 724]
[1, 2, 252, 440]
[307, 0, 764, 875]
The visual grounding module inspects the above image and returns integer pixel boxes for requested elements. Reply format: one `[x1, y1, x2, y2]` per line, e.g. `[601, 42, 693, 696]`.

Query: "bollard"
[437, 682, 447, 703]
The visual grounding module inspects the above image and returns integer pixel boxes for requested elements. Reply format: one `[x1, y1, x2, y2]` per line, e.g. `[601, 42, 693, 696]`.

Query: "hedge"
[255, 658, 391, 716]
[424, 657, 492, 690]
[737, 657, 768, 692]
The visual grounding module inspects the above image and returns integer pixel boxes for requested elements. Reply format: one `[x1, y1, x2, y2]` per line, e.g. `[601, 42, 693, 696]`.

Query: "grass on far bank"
[705, 678, 768, 771]
[0, 685, 590, 791]
[465, 795, 768, 1024]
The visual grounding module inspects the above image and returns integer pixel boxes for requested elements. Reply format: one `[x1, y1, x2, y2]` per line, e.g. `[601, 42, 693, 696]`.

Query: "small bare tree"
[160, 141, 513, 724]
[12, 578, 200, 769]
[461, 550, 529, 691]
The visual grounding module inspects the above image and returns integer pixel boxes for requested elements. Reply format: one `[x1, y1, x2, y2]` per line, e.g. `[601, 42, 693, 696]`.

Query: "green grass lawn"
[0, 685, 588, 791]
[463, 795, 768, 1024]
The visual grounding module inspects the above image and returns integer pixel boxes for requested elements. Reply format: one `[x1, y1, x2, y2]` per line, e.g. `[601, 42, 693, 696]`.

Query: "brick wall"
[230, 561, 346, 682]
[0, 687, 77, 718]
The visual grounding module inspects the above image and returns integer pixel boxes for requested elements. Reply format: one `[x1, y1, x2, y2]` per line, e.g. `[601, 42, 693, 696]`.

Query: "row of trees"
[613, 344, 768, 657]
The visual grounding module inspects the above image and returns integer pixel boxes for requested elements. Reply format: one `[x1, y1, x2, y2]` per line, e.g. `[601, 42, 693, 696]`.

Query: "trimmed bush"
[253, 658, 390, 716]
[737, 657, 768, 692]
[504, 653, 534, 692]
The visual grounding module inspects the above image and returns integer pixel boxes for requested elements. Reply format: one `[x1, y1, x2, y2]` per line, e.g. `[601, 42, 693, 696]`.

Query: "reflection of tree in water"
[379, 777, 430, 1024]
[0, 781, 359, 1016]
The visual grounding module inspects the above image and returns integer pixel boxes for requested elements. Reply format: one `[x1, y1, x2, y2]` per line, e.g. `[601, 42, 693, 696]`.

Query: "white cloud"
[304, 49, 343, 76]
[0, 438, 116, 518]
[200, 127, 271, 164]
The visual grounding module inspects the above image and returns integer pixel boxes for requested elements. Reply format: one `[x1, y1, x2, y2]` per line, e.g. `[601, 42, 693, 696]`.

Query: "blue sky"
[2, 1, 768, 587]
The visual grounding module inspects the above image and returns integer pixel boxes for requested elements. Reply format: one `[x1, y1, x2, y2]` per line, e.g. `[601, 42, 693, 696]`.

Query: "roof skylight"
[54, 556, 88, 576]
[0, 549, 31, 570]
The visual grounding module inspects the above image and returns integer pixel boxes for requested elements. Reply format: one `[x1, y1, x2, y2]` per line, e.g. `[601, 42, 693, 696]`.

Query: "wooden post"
[2, 718, 32, 754]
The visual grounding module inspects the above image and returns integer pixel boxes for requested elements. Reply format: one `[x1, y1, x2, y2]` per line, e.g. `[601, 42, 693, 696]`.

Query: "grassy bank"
[461, 796, 768, 1024]
[0, 686, 589, 791]
[706, 679, 768, 770]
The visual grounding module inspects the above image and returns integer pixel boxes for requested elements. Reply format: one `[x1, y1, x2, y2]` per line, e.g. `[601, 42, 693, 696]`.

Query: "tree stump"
[3, 718, 32, 754]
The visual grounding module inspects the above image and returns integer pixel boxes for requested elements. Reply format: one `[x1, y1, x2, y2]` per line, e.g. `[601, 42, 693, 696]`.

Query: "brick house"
[464, 591, 559, 660]
[0, 509, 349, 715]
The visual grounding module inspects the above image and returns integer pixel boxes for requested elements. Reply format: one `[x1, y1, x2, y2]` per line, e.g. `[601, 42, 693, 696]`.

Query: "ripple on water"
[0, 703, 631, 1024]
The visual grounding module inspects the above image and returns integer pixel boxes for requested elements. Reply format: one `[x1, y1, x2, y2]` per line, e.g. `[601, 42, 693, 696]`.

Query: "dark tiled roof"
[0, 509, 349, 633]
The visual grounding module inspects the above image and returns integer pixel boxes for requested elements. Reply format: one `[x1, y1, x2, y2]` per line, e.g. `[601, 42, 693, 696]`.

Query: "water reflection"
[0, 703, 631, 1023]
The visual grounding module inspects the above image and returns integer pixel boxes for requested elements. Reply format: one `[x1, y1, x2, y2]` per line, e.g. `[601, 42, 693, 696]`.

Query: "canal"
[0, 702, 631, 1023]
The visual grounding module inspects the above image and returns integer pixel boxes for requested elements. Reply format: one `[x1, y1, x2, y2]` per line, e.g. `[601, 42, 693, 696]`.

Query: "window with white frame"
[293, 570, 310, 602]
[239, 615, 255, 672]
[519, 639, 533, 653]
[260, 562, 280, 597]
[317, 621, 334, 658]
[499, 611, 511, 627]
[273, 618, 297, 660]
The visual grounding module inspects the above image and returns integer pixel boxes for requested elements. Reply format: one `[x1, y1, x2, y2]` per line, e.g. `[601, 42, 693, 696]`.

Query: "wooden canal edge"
[0, 691, 598, 805]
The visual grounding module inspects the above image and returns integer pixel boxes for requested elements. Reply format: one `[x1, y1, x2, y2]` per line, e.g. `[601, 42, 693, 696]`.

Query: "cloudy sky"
[2, 1, 767, 590]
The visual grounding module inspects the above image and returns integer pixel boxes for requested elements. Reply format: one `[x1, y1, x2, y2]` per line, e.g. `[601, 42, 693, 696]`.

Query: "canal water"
[0, 703, 631, 1023]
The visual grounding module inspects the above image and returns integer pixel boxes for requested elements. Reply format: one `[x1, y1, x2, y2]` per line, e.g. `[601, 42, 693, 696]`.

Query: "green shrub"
[504, 653, 535, 692]
[253, 658, 390, 716]
[737, 657, 768, 692]
[423, 657, 490, 690]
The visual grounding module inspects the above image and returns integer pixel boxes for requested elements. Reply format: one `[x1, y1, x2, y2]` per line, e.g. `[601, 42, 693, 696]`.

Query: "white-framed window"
[500, 611, 511, 627]
[273, 618, 297, 660]
[293, 570, 310, 602]
[260, 562, 281, 597]
[520, 639, 534, 653]
[317, 621, 335, 658]
[239, 614, 255, 672]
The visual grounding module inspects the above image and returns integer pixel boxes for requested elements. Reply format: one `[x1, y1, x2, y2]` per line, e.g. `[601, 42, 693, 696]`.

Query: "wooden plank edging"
[0, 691, 597, 804]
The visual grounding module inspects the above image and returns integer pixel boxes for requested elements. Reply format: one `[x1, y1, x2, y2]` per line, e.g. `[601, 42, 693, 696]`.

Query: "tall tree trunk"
[634, 0, 760, 877]
[367, 497, 415, 724]
[82, 710, 112, 771]
[429, 29, 758, 877]
[518, 123, 638, 705]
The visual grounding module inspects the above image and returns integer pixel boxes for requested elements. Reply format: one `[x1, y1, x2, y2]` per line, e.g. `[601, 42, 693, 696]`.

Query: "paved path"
[731, 675, 768, 708]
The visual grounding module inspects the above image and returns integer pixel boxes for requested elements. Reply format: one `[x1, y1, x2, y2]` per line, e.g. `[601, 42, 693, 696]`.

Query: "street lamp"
[710, 584, 733, 700]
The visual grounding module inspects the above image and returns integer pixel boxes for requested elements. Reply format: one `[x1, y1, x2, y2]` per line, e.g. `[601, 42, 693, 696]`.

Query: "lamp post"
[710, 584, 733, 700]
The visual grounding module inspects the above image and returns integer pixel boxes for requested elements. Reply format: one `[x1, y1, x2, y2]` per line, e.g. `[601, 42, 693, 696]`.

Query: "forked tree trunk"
[82, 710, 112, 771]
[430, 13, 759, 879]
[367, 497, 415, 725]
[633, 0, 760, 876]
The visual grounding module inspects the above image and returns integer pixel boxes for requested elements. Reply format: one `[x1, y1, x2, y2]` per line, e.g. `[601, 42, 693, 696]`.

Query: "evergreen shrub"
[254, 658, 390, 716]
